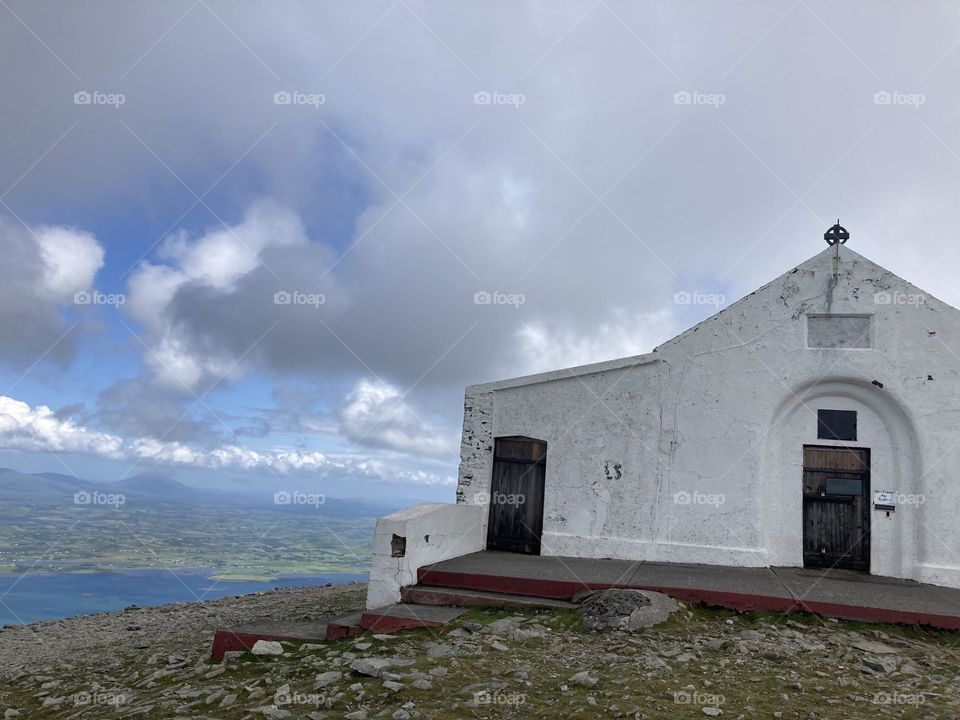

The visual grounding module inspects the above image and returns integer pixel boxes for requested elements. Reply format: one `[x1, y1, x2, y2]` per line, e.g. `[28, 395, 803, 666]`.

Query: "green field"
[0, 503, 373, 580]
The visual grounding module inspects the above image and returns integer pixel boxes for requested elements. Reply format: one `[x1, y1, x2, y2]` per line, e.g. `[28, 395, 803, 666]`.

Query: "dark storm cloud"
[94, 377, 221, 444]
[5, 0, 960, 473]
[0, 216, 103, 370]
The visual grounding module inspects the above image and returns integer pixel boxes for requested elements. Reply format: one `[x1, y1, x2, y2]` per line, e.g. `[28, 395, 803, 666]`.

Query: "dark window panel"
[817, 409, 857, 441]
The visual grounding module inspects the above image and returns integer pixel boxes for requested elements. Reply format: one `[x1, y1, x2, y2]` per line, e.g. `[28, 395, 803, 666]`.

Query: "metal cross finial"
[824, 220, 849, 246]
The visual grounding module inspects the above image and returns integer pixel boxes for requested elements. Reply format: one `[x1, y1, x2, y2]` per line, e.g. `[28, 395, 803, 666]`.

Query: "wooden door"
[486, 437, 546, 554]
[802, 445, 870, 571]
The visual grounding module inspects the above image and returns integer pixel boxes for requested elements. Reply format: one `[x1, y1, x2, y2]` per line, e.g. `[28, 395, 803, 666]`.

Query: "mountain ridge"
[0, 467, 402, 516]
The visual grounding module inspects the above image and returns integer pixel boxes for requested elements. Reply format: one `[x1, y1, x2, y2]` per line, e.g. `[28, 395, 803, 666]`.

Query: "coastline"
[0, 566, 370, 582]
[0, 568, 369, 626]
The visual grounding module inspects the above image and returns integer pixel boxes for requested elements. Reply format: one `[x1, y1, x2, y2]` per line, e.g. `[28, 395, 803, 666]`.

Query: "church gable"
[653, 244, 958, 363]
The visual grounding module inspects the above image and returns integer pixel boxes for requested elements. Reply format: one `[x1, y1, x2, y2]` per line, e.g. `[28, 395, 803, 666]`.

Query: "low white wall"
[365, 503, 486, 610]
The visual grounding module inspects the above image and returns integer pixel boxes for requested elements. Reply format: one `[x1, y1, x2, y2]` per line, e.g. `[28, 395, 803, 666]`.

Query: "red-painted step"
[359, 603, 467, 634]
[210, 612, 362, 660]
[417, 567, 617, 600]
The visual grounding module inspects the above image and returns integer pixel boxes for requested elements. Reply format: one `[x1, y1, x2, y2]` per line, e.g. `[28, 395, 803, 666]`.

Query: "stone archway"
[761, 378, 922, 580]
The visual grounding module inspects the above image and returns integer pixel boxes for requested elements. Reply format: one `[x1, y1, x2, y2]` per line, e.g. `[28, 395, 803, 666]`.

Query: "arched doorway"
[762, 379, 921, 580]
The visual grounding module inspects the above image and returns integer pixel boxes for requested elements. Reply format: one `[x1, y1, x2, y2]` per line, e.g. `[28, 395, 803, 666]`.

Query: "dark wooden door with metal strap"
[486, 437, 546, 555]
[802, 445, 870, 571]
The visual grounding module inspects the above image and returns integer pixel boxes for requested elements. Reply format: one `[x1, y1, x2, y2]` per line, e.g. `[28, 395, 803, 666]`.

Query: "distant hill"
[110, 471, 198, 501]
[0, 468, 200, 507]
[0, 468, 402, 517]
[0, 468, 94, 504]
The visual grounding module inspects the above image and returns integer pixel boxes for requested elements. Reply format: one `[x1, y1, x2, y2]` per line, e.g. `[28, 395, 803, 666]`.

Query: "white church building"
[366, 233, 960, 609]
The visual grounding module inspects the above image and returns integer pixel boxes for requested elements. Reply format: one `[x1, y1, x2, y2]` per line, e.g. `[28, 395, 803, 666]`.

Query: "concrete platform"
[418, 551, 960, 630]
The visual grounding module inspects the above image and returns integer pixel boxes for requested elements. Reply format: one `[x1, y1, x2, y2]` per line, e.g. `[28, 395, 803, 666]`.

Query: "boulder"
[351, 657, 393, 677]
[862, 655, 899, 674]
[569, 671, 598, 688]
[851, 639, 899, 655]
[579, 589, 679, 631]
[314, 671, 342, 688]
[251, 640, 284, 656]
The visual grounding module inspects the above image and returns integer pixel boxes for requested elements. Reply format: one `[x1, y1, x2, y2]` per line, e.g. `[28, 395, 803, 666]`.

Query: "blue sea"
[0, 569, 368, 625]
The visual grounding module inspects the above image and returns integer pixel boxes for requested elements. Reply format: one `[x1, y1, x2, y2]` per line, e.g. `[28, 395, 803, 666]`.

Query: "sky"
[1, 1, 959, 502]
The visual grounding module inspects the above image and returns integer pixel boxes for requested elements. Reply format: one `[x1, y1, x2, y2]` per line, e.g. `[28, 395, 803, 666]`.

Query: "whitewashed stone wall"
[366, 503, 486, 609]
[454, 245, 960, 589]
[455, 391, 493, 511]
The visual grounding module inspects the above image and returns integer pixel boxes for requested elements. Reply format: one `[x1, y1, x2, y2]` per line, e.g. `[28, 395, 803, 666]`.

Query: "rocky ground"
[1, 583, 959, 719]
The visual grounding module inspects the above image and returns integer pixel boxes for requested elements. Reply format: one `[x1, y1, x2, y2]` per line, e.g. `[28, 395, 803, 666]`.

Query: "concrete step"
[324, 611, 364, 640]
[210, 610, 363, 660]
[417, 565, 597, 600]
[360, 603, 467, 633]
[401, 584, 577, 609]
[211, 604, 470, 658]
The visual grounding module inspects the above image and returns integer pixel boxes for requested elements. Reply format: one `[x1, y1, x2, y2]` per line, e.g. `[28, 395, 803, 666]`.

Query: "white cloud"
[34, 225, 104, 299]
[396, 469, 457, 486]
[124, 262, 185, 332]
[0, 394, 445, 483]
[157, 199, 308, 291]
[340, 379, 456, 457]
[128, 436, 335, 473]
[0, 217, 107, 367]
[126, 199, 317, 389]
[0, 395, 124, 458]
[514, 309, 678, 376]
